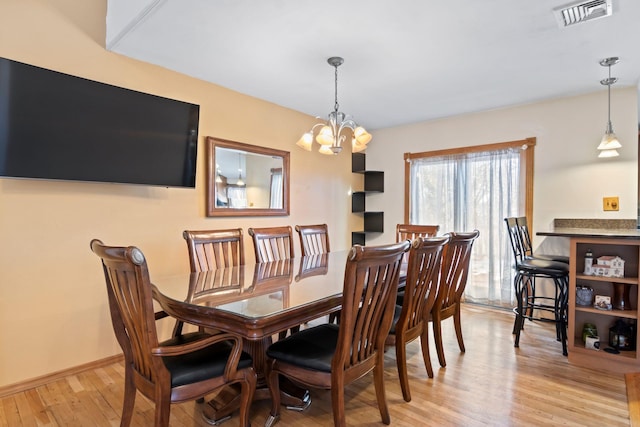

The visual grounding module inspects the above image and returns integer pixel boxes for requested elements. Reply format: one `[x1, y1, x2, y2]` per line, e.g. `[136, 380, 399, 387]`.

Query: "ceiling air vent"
[554, 0, 612, 27]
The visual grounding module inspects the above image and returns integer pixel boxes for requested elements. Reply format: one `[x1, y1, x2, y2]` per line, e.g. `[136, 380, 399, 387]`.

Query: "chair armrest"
[154, 310, 169, 320]
[151, 332, 245, 380]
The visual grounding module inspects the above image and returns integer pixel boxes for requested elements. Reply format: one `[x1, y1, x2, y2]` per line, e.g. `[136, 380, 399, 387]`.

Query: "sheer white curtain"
[410, 148, 522, 307]
[227, 186, 247, 208]
[269, 168, 283, 209]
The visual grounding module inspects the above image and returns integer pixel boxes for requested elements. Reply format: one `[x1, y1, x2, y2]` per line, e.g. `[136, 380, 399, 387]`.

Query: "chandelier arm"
[337, 119, 358, 136]
[309, 122, 326, 133]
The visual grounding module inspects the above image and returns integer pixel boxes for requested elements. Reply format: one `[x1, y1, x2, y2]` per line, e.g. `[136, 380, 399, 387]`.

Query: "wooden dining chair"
[183, 228, 245, 271]
[90, 239, 256, 427]
[395, 223, 440, 299]
[295, 224, 338, 322]
[264, 240, 410, 427]
[386, 235, 449, 402]
[248, 226, 294, 262]
[395, 223, 440, 242]
[176, 228, 246, 336]
[295, 224, 330, 256]
[432, 230, 480, 368]
[248, 226, 297, 337]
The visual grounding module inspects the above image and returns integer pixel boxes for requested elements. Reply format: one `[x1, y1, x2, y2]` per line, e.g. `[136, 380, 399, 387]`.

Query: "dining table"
[151, 251, 350, 424]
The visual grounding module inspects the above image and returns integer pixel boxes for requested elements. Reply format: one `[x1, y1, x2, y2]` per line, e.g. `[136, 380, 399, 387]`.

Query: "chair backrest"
[90, 239, 164, 385]
[183, 228, 244, 272]
[333, 241, 410, 373]
[504, 217, 525, 263]
[437, 230, 480, 312]
[396, 224, 440, 242]
[396, 236, 449, 332]
[515, 217, 535, 258]
[248, 226, 294, 262]
[295, 224, 330, 256]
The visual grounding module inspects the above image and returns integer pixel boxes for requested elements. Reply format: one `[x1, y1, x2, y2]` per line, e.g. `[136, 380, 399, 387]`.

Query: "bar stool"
[505, 217, 570, 355]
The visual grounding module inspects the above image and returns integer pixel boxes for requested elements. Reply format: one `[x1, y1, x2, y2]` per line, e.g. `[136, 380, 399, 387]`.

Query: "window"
[404, 138, 535, 307]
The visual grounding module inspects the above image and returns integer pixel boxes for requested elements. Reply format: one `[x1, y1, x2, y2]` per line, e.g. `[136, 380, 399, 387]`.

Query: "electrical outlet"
[603, 197, 619, 211]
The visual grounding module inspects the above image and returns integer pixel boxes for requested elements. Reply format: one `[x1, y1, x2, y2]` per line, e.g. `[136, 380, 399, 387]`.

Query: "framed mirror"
[206, 137, 290, 217]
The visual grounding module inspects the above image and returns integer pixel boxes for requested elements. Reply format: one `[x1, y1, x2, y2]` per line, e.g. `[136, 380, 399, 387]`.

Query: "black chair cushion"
[528, 254, 570, 264]
[396, 290, 405, 306]
[266, 324, 339, 373]
[517, 258, 569, 277]
[161, 332, 253, 387]
[389, 305, 403, 334]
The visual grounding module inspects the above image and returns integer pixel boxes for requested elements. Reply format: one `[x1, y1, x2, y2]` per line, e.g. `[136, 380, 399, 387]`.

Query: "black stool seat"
[527, 254, 570, 264]
[517, 258, 568, 276]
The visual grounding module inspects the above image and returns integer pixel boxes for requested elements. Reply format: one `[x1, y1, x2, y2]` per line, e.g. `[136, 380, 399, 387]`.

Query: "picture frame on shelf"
[594, 295, 612, 311]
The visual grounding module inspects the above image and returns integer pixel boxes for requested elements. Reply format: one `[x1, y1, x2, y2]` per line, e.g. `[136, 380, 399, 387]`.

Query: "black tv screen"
[0, 57, 199, 188]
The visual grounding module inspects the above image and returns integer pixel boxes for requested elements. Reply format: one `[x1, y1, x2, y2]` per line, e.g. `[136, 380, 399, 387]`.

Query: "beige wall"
[366, 88, 638, 248]
[0, 0, 357, 387]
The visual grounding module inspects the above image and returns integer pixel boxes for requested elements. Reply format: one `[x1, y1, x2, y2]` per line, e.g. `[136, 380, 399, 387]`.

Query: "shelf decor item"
[576, 286, 594, 306]
[594, 295, 612, 311]
[585, 336, 600, 351]
[582, 323, 598, 343]
[613, 283, 631, 310]
[590, 255, 625, 278]
[584, 248, 594, 274]
[609, 319, 635, 351]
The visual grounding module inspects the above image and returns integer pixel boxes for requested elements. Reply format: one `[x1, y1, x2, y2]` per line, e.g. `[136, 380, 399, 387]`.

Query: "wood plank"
[627, 372, 640, 427]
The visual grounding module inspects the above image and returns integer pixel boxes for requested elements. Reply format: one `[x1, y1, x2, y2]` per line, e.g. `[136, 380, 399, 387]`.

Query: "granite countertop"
[537, 228, 640, 239]
[536, 218, 640, 239]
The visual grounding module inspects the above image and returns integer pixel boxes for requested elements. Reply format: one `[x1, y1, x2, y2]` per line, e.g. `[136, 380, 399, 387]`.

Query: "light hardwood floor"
[0, 305, 630, 426]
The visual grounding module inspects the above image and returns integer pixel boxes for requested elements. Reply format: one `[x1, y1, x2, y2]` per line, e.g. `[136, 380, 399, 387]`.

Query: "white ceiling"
[105, 0, 640, 131]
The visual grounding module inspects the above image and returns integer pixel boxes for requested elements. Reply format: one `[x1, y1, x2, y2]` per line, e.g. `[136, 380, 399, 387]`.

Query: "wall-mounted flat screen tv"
[0, 57, 199, 188]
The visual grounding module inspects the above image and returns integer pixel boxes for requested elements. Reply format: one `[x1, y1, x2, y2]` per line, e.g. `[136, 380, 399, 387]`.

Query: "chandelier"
[597, 56, 621, 158]
[296, 57, 372, 155]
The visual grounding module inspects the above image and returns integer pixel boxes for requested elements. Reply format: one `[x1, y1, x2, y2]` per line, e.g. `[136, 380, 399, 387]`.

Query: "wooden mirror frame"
[206, 136, 290, 217]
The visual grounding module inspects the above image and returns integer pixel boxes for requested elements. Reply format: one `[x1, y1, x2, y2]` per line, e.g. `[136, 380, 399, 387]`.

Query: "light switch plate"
[603, 197, 619, 211]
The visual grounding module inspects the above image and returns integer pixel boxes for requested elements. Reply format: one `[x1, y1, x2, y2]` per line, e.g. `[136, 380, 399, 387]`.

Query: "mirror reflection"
[206, 137, 290, 217]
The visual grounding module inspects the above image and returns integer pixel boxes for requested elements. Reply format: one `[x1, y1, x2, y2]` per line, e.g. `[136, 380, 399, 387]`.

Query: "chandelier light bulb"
[352, 138, 367, 153]
[296, 132, 313, 151]
[318, 144, 335, 155]
[316, 126, 335, 146]
[354, 127, 372, 145]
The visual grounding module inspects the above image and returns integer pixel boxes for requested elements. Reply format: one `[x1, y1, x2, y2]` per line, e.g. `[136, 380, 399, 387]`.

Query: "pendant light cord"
[333, 63, 340, 114]
[607, 63, 611, 125]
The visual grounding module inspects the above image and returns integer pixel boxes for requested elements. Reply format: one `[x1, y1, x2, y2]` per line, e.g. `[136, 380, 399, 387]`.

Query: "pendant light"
[597, 57, 621, 158]
[236, 154, 245, 186]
